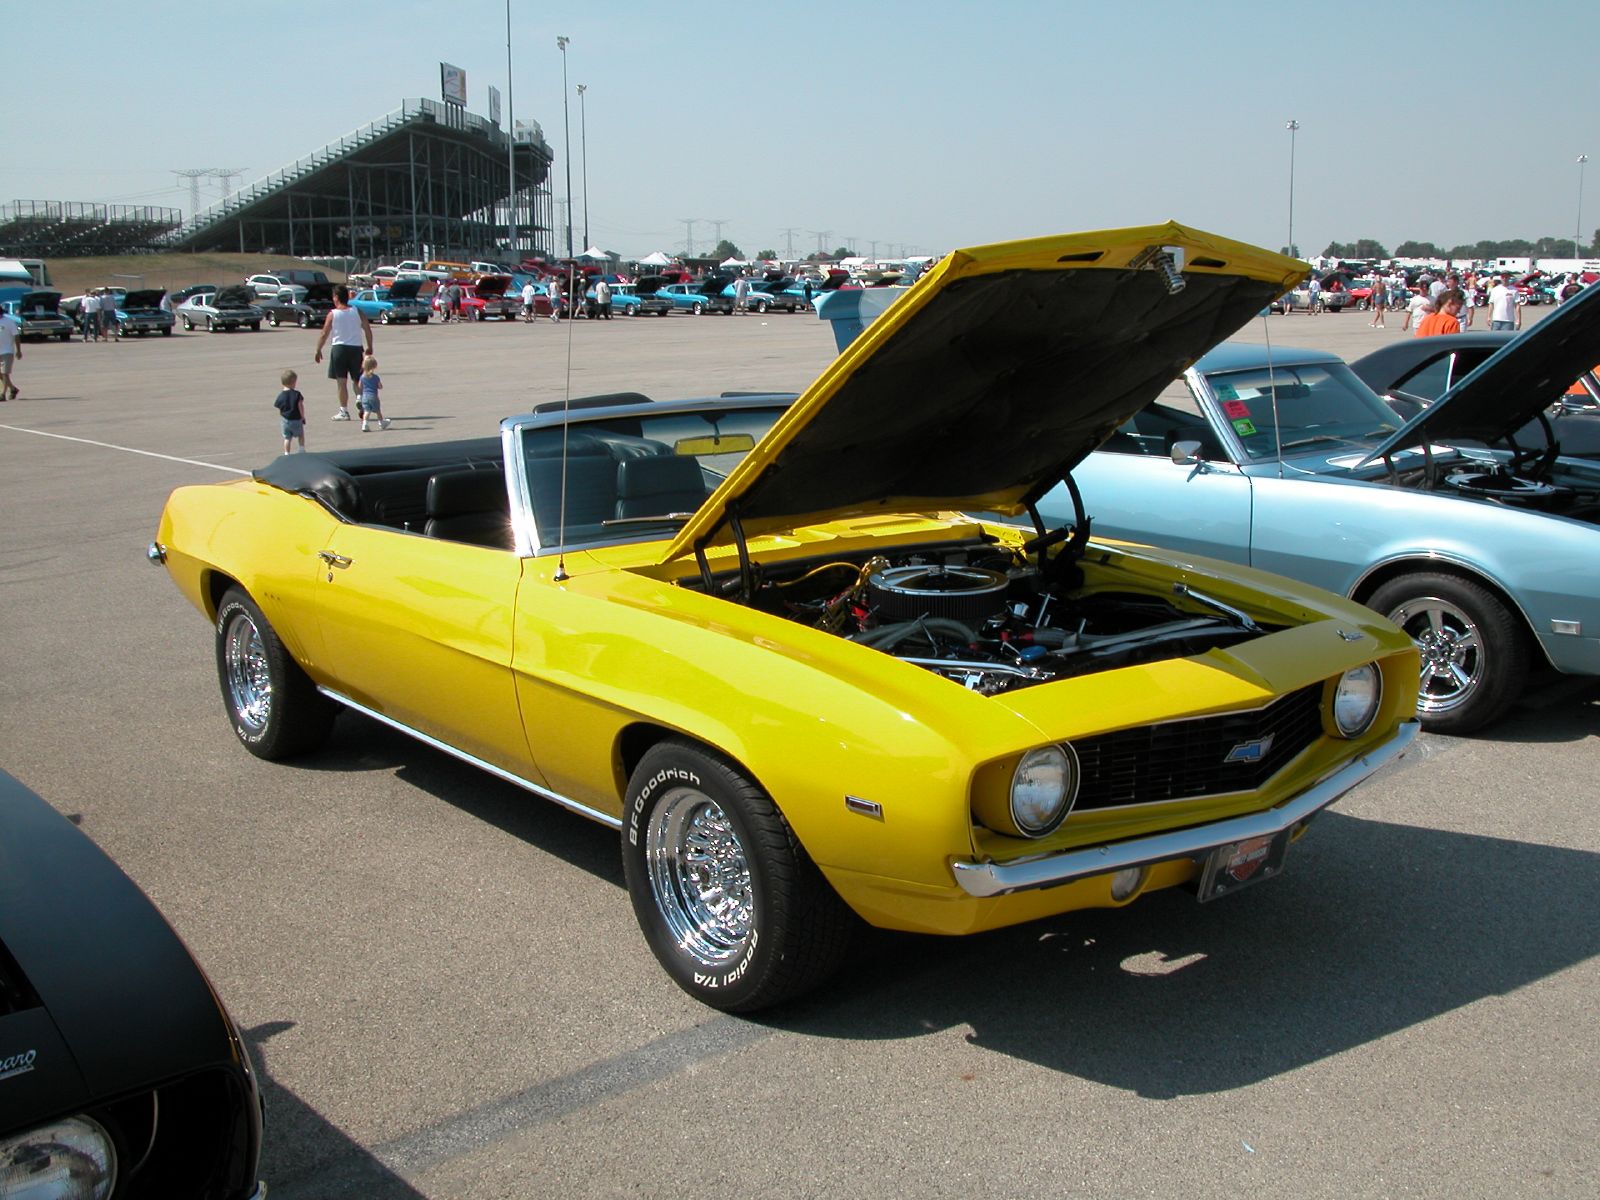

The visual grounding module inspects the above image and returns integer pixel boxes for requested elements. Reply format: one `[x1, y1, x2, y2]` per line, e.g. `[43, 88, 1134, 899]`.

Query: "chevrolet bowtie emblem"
[1224, 735, 1274, 764]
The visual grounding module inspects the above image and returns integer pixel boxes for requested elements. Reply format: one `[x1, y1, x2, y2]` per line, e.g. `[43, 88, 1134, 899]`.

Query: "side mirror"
[1169, 440, 1203, 464]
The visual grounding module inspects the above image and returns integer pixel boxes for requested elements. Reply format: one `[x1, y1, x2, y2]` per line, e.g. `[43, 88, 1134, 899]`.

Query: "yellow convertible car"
[150, 223, 1420, 1012]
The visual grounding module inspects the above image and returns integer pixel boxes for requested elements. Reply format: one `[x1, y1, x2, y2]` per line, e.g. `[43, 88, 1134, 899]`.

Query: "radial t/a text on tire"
[620, 739, 855, 1013]
[214, 587, 338, 760]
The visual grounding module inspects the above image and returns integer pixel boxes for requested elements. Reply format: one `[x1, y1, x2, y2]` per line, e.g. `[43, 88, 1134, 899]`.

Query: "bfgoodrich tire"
[1368, 572, 1528, 734]
[621, 739, 855, 1012]
[214, 587, 337, 760]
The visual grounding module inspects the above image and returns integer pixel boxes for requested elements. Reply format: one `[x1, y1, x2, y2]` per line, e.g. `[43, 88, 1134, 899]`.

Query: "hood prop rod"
[692, 506, 756, 603]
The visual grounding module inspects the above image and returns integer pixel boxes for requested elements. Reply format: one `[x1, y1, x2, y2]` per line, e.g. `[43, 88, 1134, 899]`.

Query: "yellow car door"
[310, 524, 541, 781]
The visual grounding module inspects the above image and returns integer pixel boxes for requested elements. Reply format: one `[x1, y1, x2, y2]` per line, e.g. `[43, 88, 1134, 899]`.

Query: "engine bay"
[698, 539, 1278, 695]
[1390, 453, 1600, 522]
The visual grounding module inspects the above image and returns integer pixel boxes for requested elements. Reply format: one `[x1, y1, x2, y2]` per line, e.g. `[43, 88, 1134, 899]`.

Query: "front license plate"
[1196, 828, 1291, 902]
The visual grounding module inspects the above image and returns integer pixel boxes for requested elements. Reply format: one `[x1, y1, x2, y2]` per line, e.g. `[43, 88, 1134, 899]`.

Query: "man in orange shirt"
[1415, 289, 1464, 337]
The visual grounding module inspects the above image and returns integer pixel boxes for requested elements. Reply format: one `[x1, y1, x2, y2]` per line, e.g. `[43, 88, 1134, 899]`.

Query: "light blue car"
[1041, 288, 1600, 733]
[656, 282, 714, 314]
[350, 279, 431, 324]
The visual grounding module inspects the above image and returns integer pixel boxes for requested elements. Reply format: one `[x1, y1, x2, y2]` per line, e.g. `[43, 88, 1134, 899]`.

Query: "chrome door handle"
[317, 551, 352, 580]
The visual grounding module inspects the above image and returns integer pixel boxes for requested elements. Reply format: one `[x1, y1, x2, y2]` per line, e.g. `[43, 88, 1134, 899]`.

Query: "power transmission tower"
[705, 219, 730, 252]
[780, 228, 798, 259]
[679, 218, 697, 257]
[808, 230, 831, 256]
[212, 168, 247, 198]
[173, 168, 216, 217]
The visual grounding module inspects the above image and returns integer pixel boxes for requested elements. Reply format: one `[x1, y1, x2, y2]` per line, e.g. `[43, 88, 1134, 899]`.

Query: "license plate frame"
[1196, 828, 1292, 902]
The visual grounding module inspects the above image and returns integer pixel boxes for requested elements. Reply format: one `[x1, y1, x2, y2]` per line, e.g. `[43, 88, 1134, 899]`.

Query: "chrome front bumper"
[950, 720, 1419, 898]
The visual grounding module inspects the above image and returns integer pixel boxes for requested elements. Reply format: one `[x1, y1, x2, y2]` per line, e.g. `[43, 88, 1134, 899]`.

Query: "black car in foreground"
[0, 770, 265, 1199]
[1351, 330, 1600, 459]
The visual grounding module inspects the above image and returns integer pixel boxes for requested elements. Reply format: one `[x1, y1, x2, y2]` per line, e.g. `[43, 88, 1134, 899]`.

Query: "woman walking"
[1368, 274, 1388, 328]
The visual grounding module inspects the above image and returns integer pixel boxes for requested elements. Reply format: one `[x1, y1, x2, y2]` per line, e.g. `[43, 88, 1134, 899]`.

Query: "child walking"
[274, 369, 307, 453]
[357, 355, 391, 432]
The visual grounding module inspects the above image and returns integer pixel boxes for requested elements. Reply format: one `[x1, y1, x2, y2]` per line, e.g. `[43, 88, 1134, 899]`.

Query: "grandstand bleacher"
[0, 201, 183, 258]
[1, 98, 554, 262]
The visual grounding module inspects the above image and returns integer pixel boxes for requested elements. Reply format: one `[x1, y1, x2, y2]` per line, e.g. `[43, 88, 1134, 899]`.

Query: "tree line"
[1319, 233, 1600, 261]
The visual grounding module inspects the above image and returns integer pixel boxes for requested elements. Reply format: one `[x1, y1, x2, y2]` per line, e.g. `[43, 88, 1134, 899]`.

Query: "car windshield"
[518, 405, 785, 550]
[1204, 362, 1403, 459]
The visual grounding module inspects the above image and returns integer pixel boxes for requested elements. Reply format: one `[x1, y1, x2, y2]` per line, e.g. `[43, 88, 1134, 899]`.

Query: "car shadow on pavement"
[768, 812, 1600, 1097]
[1489, 673, 1600, 743]
[246, 1021, 431, 1200]
[307, 717, 624, 888]
[295, 716, 1599, 1099]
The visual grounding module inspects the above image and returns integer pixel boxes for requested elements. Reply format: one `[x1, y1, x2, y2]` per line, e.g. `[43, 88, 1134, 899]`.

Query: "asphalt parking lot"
[2, 303, 1596, 1198]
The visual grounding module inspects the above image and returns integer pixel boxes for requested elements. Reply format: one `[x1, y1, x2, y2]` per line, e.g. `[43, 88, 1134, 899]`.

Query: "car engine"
[728, 541, 1274, 695]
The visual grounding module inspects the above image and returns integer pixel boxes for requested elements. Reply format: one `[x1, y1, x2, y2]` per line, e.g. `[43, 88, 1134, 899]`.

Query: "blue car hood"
[1366, 282, 1600, 461]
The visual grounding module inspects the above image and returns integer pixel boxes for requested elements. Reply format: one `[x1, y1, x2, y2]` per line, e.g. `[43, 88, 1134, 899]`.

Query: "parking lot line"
[0, 424, 251, 474]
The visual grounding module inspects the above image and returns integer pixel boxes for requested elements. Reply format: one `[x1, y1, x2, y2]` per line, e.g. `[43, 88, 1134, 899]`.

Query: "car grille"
[1072, 684, 1324, 811]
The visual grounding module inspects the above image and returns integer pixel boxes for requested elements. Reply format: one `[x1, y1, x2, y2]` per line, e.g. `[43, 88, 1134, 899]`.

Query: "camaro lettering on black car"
[0, 1049, 37, 1081]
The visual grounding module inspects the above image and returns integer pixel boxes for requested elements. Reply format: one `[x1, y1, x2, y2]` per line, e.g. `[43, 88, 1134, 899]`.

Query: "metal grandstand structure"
[0, 201, 183, 257]
[160, 98, 555, 262]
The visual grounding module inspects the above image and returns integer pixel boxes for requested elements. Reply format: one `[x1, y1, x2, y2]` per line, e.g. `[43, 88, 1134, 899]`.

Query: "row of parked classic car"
[6, 269, 825, 345]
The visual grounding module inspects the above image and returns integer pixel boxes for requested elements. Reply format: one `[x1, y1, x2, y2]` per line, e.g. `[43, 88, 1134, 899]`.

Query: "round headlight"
[1010, 745, 1079, 837]
[0, 1115, 118, 1200]
[1333, 663, 1382, 737]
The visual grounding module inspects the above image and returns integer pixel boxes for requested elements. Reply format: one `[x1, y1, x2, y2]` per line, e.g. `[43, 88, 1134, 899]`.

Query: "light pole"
[557, 35, 573, 258]
[1286, 119, 1300, 258]
[1577, 155, 1589, 259]
[577, 84, 589, 251]
[505, 0, 515, 256]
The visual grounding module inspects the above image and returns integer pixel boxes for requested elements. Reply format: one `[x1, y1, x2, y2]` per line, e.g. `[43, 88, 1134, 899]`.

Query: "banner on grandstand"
[488, 85, 501, 125]
[440, 63, 467, 107]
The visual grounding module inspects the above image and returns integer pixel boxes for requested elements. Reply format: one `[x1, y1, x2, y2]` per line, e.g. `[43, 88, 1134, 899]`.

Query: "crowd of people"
[1292, 266, 1591, 337]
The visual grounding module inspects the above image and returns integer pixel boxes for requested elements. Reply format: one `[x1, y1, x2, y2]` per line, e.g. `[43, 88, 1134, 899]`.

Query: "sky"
[9, 0, 1599, 262]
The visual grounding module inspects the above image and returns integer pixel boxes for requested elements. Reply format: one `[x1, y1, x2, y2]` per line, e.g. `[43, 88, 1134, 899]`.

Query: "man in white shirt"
[0, 308, 22, 399]
[1486, 273, 1521, 331]
[521, 279, 537, 323]
[1402, 290, 1435, 332]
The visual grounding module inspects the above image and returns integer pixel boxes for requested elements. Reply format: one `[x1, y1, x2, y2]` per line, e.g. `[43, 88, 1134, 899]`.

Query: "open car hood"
[1366, 281, 1600, 462]
[120, 288, 165, 309]
[385, 279, 424, 300]
[473, 275, 512, 298]
[20, 291, 62, 312]
[214, 285, 257, 308]
[663, 222, 1305, 562]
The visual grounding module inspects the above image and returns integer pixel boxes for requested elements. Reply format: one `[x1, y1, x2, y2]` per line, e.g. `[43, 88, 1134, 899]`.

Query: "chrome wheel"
[644, 786, 753, 967]
[1385, 594, 1483, 718]
[221, 609, 272, 735]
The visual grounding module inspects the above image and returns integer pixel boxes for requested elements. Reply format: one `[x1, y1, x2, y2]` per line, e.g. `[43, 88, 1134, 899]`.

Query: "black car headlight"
[0, 1115, 117, 1199]
[1333, 663, 1382, 737]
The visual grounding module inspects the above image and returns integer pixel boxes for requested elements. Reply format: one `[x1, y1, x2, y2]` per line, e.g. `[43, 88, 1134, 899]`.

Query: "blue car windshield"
[1206, 362, 1402, 459]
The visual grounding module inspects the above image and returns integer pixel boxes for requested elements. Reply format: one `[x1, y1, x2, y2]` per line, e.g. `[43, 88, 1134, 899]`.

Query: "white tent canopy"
[637, 250, 674, 266]
[576, 245, 611, 261]
[719, 256, 747, 268]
